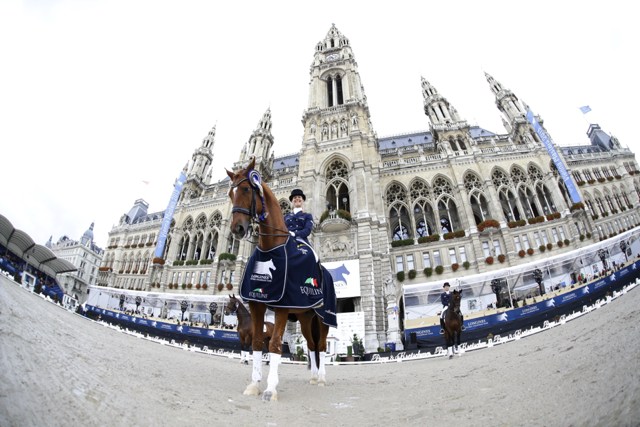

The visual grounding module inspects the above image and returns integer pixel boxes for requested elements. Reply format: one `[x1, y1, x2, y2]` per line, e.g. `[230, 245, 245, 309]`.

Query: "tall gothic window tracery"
[464, 172, 490, 224]
[325, 159, 350, 212]
[387, 183, 412, 240]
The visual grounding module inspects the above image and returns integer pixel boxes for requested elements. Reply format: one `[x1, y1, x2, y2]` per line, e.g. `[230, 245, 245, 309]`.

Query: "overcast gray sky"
[1, 0, 637, 249]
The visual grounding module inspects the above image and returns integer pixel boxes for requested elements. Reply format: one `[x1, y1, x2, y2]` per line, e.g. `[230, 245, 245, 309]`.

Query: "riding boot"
[439, 318, 445, 334]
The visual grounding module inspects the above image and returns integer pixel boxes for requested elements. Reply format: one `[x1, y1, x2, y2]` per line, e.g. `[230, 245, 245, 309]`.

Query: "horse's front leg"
[262, 309, 288, 402]
[243, 302, 266, 396]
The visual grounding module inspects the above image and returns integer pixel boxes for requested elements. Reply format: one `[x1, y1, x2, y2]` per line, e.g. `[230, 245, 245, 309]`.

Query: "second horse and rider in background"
[440, 282, 465, 333]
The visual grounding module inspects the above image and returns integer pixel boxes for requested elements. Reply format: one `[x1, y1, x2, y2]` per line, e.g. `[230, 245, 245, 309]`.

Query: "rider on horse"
[440, 282, 464, 333]
[284, 188, 313, 245]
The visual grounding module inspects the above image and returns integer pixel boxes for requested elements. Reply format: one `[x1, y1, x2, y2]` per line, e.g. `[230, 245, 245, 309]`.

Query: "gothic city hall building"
[98, 25, 640, 352]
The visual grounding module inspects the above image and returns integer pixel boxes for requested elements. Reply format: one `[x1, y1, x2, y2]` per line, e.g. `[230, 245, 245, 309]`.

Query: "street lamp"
[597, 248, 608, 270]
[490, 278, 502, 307]
[620, 241, 628, 262]
[533, 268, 544, 296]
[180, 300, 188, 321]
[208, 302, 218, 327]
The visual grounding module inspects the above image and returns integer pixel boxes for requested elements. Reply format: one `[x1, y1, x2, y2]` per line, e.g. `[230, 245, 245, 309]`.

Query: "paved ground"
[1, 276, 639, 426]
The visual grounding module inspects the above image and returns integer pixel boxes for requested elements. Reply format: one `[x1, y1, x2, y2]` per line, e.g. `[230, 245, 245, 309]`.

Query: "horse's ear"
[226, 169, 234, 180]
[246, 157, 256, 171]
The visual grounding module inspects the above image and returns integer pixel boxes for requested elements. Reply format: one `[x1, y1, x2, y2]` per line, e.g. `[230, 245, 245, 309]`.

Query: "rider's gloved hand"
[289, 231, 295, 237]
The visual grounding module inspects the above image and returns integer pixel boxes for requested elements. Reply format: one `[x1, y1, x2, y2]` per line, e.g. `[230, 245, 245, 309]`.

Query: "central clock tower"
[298, 24, 392, 352]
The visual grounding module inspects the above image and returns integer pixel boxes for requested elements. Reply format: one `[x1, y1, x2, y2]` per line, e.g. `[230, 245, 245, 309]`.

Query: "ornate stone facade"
[97, 25, 640, 352]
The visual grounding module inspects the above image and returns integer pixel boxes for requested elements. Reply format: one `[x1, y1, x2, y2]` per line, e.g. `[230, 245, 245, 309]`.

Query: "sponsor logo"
[252, 259, 276, 280]
[305, 277, 319, 287]
[300, 286, 323, 296]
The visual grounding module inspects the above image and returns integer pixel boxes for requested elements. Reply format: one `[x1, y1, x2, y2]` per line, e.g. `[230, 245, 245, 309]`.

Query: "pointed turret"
[421, 77, 472, 153]
[187, 125, 215, 180]
[80, 223, 95, 247]
[235, 108, 275, 177]
[485, 72, 542, 145]
[421, 77, 463, 125]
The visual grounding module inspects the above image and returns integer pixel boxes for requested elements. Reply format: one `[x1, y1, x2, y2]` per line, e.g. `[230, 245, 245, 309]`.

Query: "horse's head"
[226, 158, 266, 239]
[451, 289, 462, 308]
[224, 294, 240, 316]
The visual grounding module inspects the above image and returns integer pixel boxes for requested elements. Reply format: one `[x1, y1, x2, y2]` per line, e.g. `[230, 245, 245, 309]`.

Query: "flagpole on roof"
[579, 105, 592, 127]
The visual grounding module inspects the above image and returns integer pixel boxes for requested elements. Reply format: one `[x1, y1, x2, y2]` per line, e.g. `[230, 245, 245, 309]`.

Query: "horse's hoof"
[243, 383, 260, 396]
[448, 355, 454, 359]
[309, 375, 318, 385]
[262, 390, 278, 402]
[317, 379, 326, 387]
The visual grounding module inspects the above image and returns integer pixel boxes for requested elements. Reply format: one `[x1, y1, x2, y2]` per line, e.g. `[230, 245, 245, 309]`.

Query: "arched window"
[279, 199, 292, 215]
[464, 172, 490, 224]
[325, 159, 350, 212]
[386, 183, 411, 240]
[433, 176, 460, 231]
[410, 180, 435, 237]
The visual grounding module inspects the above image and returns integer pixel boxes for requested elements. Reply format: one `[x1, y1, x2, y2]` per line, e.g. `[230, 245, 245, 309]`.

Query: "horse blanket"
[240, 237, 337, 327]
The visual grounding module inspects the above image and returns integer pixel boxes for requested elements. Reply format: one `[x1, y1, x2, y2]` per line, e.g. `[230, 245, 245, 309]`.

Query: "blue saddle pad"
[240, 237, 337, 327]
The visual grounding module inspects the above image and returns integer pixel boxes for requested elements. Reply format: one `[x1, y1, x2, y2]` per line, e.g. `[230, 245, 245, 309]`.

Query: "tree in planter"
[518, 250, 525, 258]
[527, 248, 535, 256]
[408, 269, 417, 280]
[485, 256, 494, 265]
[451, 263, 460, 272]
[396, 271, 405, 282]
[539, 245, 546, 252]
[423, 267, 433, 277]
[217, 283, 224, 291]
[435, 265, 444, 275]
[462, 261, 470, 270]
[498, 254, 507, 263]
[226, 283, 233, 290]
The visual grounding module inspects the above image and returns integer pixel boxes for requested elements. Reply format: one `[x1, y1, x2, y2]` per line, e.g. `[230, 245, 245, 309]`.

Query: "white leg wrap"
[309, 351, 318, 375]
[318, 351, 326, 378]
[266, 353, 281, 391]
[252, 351, 263, 383]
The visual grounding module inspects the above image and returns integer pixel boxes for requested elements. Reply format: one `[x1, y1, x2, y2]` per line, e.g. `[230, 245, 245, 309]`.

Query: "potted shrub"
[518, 250, 525, 258]
[546, 243, 553, 250]
[202, 283, 208, 290]
[217, 283, 224, 291]
[485, 256, 494, 265]
[423, 267, 433, 277]
[462, 261, 470, 270]
[181, 283, 187, 290]
[196, 283, 201, 290]
[396, 271, 405, 282]
[498, 254, 506, 263]
[477, 219, 500, 232]
[451, 263, 460, 272]
[527, 248, 534, 256]
[226, 283, 233, 290]
[435, 265, 444, 275]
[557, 241, 564, 247]
[564, 239, 570, 246]
[408, 269, 417, 280]
[539, 245, 546, 252]
[218, 253, 237, 262]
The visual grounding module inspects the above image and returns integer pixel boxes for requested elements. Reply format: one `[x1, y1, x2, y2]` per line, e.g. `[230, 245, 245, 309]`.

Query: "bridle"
[229, 172, 289, 238]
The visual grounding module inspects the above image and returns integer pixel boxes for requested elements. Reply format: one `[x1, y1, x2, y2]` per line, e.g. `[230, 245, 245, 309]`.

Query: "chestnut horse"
[226, 158, 333, 401]
[444, 290, 463, 358]
[224, 294, 274, 364]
